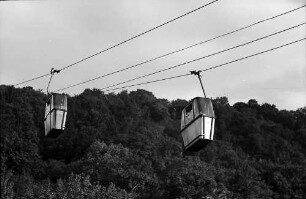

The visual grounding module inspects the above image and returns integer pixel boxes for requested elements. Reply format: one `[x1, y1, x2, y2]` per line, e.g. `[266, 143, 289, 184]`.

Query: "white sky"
[0, 0, 305, 110]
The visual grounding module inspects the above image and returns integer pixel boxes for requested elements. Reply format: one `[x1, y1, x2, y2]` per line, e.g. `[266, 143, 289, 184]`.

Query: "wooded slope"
[1, 85, 305, 199]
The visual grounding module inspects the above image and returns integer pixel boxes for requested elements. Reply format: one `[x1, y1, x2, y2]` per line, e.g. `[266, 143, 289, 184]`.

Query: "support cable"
[13, 0, 219, 86]
[58, 0, 220, 72]
[13, 5, 305, 87]
[52, 7, 306, 92]
[103, 37, 305, 92]
[198, 38, 306, 73]
[14, 73, 50, 87]
[92, 23, 305, 92]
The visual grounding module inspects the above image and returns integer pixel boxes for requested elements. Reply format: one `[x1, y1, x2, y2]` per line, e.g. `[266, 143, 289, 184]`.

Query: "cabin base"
[184, 137, 211, 152]
[46, 129, 63, 138]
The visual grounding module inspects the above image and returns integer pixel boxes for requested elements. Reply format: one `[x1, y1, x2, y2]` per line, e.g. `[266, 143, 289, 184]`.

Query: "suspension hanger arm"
[47, 68, 61, 94]
[190, 70, 206, 98]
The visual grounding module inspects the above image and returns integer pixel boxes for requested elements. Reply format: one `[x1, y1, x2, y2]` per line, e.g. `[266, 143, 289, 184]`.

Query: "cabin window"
[54, 95, 64, 106]
[185, 103, 193, 119]
[185, 103, 192, 113]
[52, 94, 67, 110]
[197, 98, 214, 117]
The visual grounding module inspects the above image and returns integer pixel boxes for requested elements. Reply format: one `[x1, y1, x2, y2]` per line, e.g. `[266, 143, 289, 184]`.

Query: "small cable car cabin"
[44, 93, 67, 138]
[180, 97, 215, 152]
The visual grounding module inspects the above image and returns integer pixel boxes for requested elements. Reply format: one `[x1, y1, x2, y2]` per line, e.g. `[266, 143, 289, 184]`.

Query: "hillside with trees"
[1, 85, 306, 199]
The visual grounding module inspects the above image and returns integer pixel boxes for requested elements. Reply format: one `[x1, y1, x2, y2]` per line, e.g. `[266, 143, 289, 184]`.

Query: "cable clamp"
[51, 68, 61, 75]
[190, 70, 202, 77]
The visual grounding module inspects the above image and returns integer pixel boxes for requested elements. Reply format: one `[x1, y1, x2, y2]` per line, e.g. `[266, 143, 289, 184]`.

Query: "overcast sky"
[0, 0, 305, 110]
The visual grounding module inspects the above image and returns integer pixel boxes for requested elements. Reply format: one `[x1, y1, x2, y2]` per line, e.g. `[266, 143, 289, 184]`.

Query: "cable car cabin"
[180, 97, 215, 152]
[44, 93, 67, 138]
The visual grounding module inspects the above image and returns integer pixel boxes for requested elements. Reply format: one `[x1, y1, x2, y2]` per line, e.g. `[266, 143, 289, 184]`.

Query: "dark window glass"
[52, 94, 67, 110]
[197, 98, 214, 117]
[54, 95, 64, 106]
[186, 103, 192, 113]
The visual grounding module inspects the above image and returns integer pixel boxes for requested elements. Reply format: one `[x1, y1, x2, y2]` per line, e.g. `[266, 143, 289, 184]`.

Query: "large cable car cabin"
[180, 97, 215, 152]
[44, 93, 67, 138]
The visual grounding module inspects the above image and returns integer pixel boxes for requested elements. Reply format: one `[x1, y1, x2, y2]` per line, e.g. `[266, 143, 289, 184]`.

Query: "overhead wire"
[13, 0, 220, 87]
[198, 38, 306, 73]
[58, 0, 220, 72]
[52, 5, 306, 92]
[91, 22, 305, 92]
[14, 73, 50, 86]
[103, 37, 305, 92]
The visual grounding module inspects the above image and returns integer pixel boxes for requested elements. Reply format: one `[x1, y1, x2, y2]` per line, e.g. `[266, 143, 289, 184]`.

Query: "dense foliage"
[1, 85, 305, 199]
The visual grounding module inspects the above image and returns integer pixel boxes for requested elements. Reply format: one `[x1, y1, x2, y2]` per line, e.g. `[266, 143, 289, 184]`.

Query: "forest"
[1, 85, 306, 199]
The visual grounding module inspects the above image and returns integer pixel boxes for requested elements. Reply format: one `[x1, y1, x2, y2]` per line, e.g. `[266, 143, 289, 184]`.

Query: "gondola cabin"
[44, 93, 67, 138]
[180, 97, 215, 152]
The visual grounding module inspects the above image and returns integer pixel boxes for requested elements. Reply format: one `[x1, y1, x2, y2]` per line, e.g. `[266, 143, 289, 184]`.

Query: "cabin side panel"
[54, 110, 63, 130]
[181, 116, 203, 147]
[44, 114, 51, 136]
[204, 117, 214, 140]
